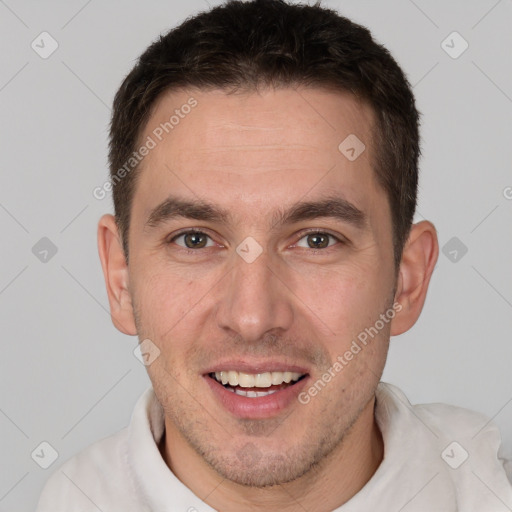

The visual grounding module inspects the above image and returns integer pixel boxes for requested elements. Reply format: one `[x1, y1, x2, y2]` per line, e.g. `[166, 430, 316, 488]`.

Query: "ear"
[97, 214, 137, 335]
[391, 220, 439, 336]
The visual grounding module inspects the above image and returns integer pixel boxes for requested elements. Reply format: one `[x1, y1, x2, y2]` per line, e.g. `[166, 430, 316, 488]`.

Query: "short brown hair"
[109, 0, 420, 269]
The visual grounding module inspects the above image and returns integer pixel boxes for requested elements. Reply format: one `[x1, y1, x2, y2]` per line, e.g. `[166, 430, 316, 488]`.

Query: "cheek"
[131, 265, 206, 341]
[292, 262, 387, 333]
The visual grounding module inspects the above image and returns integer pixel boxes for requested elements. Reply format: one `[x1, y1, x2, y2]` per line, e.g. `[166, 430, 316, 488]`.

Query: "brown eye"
[296, 232, 339, 249]
[307, 233, 329, 249]
[171, 231, 213, 249]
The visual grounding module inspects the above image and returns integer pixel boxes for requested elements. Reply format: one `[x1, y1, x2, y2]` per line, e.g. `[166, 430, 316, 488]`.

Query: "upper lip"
[203, 360, 310, 375]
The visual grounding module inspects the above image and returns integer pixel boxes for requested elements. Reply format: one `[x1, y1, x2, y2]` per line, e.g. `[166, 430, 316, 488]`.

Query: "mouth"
[207, 370, 308, 397]
[204, 368, 310, 419]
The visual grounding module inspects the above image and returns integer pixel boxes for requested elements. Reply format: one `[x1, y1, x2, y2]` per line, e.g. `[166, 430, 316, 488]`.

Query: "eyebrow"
[145, 194, 367, 231]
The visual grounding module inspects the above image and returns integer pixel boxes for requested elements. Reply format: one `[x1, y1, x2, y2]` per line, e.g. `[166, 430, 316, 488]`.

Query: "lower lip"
[204, 374, 310, 419]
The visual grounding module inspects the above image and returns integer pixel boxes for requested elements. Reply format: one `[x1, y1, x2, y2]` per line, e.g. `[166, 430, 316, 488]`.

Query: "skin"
[98, 87, 438, 511]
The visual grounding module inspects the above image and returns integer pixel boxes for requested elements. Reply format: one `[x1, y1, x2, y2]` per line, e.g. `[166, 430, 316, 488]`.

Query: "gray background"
[0, 0, 511, 510]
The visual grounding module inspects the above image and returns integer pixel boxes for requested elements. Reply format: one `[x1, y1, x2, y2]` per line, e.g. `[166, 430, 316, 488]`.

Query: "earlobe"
[97, 214, 137, 336]
[390, 221, 439, 336]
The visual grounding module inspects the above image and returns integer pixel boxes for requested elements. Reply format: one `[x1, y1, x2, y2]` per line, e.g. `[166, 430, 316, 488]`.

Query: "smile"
[205, 370, 309, 418]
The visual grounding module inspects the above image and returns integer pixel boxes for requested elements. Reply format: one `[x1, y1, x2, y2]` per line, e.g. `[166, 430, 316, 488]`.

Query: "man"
[36, 0, 512, 510]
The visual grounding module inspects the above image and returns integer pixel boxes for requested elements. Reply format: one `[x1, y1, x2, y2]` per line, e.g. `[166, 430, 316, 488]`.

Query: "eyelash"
[168, 229, 345, 253]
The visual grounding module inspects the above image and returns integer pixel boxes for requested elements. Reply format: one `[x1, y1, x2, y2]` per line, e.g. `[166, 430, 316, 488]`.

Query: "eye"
[295, 231, 342, 250]
[170, 230, 216, 249]
[168, 229, 343, 252]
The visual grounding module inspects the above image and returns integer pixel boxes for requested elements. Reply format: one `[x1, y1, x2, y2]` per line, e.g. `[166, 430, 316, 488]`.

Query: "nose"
[215, 248, 294, 344]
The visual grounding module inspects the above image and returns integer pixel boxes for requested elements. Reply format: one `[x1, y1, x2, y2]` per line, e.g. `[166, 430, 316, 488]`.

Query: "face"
[124, 87, 398, 487]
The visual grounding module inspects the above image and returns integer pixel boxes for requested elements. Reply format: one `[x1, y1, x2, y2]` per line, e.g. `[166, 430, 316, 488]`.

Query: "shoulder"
[35, 427, 142, 512]
[35, 388, 157, 511]
[378, 382, 503, 441]
[377, 382, 512, 507]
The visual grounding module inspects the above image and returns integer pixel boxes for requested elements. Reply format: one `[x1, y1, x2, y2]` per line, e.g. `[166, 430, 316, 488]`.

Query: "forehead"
[144, 87, 374, 165]
[133, 86, 383, 225]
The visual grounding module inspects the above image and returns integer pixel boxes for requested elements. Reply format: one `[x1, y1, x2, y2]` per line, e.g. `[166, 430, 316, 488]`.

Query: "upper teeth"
[213, 370, 304, 388]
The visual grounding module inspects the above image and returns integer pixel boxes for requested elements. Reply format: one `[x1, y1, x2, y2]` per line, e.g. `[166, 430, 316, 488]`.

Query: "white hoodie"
[35, 382, 512, 511]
